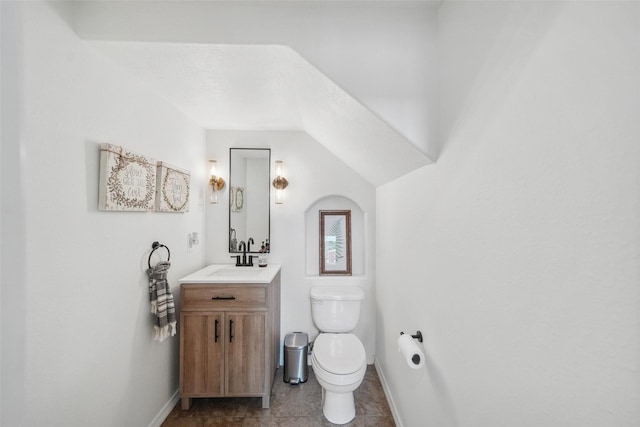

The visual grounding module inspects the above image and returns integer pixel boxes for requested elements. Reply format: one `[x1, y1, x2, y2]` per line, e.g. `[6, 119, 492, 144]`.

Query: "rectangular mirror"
[229, 148, 271, 253]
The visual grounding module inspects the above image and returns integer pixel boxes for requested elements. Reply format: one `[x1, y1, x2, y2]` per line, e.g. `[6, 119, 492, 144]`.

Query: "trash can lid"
[285, 332, 308, 349]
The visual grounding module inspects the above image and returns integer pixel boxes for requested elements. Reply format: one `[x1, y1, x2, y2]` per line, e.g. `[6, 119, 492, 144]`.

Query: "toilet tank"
[310, 286, 364, 333]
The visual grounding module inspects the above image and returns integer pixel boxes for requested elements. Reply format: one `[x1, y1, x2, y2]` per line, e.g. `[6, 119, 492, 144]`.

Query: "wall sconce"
[272, 160, 289, 204]
[208, 160, 225, 204]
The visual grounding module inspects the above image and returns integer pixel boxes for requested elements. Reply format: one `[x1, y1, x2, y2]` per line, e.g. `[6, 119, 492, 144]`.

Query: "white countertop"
[178, 264, 281, 284]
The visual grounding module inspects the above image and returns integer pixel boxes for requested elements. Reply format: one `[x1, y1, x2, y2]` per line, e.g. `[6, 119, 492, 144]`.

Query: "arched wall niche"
[304, 194, 367, 277]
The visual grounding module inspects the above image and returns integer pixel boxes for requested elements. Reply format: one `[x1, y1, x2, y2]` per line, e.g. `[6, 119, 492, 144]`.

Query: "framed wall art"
[319, 210, 352, 275]
[155, 162, 190, 213]
[98, 144, 157, 211]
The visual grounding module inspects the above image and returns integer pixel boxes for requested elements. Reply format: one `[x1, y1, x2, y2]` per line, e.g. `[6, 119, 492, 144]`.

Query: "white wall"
[1, 2, 206, 425]
[205, 130, 377, 363]
[376, 2, 640, 426]
[1, 2, 27, 425]
[0, 5, 3, 423]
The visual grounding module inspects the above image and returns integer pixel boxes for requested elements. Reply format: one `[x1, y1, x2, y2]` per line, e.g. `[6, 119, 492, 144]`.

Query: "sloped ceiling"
[90, 42, 431, 186]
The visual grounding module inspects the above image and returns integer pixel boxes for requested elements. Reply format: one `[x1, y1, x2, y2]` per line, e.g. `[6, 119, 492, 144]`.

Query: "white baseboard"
[374, 360, 403, 427]
[148, 389, 179, 427]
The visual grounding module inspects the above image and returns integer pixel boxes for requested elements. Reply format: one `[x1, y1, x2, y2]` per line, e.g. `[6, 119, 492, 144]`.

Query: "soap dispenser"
[258, 241, 268, 267]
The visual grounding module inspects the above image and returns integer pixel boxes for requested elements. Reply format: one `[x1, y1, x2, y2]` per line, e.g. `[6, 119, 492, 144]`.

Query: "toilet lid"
[313, 334, 365, 375]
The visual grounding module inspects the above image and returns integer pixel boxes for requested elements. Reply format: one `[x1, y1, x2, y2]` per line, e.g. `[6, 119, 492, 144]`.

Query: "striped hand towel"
[147, 261, 177, 342]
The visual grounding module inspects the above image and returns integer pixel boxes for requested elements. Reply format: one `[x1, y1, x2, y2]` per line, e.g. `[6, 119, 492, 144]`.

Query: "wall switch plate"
[187, 232, 199, 253]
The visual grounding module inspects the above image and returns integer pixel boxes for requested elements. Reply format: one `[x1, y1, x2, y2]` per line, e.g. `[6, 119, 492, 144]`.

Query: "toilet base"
[322, 388, 356, 425]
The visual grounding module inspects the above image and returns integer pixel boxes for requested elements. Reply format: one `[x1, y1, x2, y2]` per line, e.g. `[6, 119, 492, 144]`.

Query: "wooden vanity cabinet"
[179, 272, 281, 409]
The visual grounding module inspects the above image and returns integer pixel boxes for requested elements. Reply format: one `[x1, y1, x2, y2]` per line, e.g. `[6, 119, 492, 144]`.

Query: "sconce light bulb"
[208, 160, 225, 192]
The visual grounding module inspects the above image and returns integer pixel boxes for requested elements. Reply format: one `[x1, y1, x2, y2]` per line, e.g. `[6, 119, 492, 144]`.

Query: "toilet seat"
[313, 354, 366, 388]
[313, 333, 366, 375]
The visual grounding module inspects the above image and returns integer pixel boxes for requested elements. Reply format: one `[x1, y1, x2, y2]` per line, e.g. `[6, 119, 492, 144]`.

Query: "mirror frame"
[228, 148, 271, 254]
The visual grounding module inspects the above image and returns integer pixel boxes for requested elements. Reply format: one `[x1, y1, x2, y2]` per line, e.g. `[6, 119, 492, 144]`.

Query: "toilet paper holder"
[400, 330, 423, 343]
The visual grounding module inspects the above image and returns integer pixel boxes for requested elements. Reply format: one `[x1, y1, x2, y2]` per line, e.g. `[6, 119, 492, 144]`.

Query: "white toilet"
[310, 286, 366, 425]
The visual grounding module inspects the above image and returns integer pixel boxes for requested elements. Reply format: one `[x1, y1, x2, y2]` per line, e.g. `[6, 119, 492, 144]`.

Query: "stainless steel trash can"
[284, 332, 308, 384]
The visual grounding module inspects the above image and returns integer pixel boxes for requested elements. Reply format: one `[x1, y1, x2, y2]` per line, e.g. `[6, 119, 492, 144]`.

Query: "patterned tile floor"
[161, 365, 396, 426]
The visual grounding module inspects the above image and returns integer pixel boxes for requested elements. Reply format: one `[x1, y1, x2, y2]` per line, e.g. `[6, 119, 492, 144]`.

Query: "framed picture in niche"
[98, 144, 156, 211]
[155, 162, 190, 213]
[319, 210, 352, 276]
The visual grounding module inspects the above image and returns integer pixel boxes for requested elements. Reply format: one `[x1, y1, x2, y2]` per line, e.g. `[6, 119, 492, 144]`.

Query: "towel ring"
[148, 241, 170, 269]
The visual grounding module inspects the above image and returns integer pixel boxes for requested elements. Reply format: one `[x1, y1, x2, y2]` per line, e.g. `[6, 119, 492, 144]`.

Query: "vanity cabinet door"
[225, 313, 266, 395]
[180, 313, 225, 400]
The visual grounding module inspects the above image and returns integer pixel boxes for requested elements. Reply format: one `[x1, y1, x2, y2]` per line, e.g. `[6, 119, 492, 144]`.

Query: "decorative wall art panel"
[155, 162, 190, 213]
[98, 144, 157, 211]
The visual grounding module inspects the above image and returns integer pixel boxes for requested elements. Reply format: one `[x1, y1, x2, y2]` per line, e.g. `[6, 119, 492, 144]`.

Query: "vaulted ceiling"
[78, 1, 437, 186]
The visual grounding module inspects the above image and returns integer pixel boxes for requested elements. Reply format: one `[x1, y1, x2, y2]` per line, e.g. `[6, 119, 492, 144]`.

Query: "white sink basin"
[179, 264, 281, 284]
[209, 268, 264, 277]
